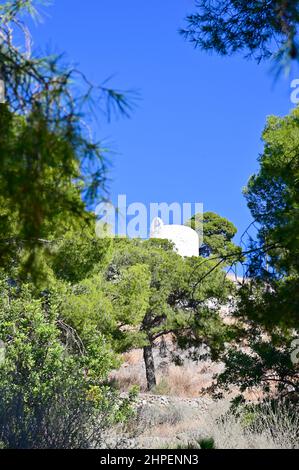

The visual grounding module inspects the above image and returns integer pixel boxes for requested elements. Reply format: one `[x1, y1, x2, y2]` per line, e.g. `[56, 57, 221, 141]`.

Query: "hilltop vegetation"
[0, 0, 298, 449]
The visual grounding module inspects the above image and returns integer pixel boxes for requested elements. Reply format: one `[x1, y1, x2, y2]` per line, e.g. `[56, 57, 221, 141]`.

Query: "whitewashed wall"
[150, 218, 199, 257]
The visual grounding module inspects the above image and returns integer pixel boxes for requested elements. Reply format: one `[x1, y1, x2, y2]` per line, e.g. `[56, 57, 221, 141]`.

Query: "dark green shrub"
[199, 437, 215, 449]
[0, 281, 132, 448]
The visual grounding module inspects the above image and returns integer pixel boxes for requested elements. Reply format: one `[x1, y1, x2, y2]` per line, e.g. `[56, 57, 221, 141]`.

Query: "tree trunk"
[0, 70, 5, 103]
[143, 344, 156, 391]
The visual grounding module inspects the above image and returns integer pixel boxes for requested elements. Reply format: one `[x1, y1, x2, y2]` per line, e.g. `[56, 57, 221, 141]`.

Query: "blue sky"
[31, 0, 298, 241]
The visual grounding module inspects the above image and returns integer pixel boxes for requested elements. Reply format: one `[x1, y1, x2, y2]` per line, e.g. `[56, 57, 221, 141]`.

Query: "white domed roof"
[150, 217, 199, 257]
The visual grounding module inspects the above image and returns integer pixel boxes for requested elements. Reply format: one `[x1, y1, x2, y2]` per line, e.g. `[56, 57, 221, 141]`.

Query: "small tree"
[213, 108, 299, 402]
[105, 238, 233, 390]
[54, 235, 234, 391]
[186, 211, 240, 258]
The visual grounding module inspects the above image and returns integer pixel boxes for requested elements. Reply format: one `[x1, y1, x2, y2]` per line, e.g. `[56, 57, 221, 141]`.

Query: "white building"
[150, 217, 199, 257]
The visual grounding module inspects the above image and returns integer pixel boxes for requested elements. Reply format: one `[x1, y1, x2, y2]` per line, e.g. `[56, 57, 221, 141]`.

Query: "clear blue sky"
[31, 0, 298, 241]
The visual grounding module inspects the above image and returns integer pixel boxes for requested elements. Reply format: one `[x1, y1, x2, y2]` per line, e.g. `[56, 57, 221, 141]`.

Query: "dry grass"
[197, 400, 299, 449]
[122, 350, 143, 366]
[107, 397, 299, 449]
[110, 366, 146, 392]
[155, 363, 217, 397]
[124, 402, 188, 438]
[109, 343, 299, 449]
[111, 344, 272, 402]
[110, 349, 146, 391]
[112, 350, 223, 397]
[122, 400, 208, 449]
[134, 400, 299, 449]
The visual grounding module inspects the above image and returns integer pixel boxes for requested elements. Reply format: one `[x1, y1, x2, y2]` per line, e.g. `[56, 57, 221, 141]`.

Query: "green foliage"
[0, 0, 142, 448]
[0, 106, 90, 280]
[181, 0, 299, 66]
[172, 441, 200, 449]
[199, 437, 215, 449]
[242, 108, 299, 330]
[53, 234, 236, 391]
[109, 238, 231, 344]
[51, 227, 113, 283]
[105, 237, 235, 389]
[24, 230, 235, 392]
[216, 334, 299, 400]
[171, 437, 215, 449]
[215, 108, 299, 400]
[186, 211, 240, 259]
[61, 262, 151, 354]
[0, 0, 132, 284]
[0, 279, 132, 448]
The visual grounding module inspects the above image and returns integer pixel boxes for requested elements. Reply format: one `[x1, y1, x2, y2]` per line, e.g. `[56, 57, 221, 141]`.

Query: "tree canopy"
[181, 1, 299, 66]
[101, 238, 234, 390]
[243, 107, 299, 330]
[0, 0, 136, 447]
[186, 211, 240, 259]
[214, 108, 299, 401]
[1, 0, 299, 449]
[0, 0, 131, 283]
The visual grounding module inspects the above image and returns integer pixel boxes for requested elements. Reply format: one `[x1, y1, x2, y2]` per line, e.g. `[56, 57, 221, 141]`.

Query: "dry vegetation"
[192, 400, 299, 449]
[107, 399, 299, 449]
[107, 339, 299, 449]
[111, 345, 223, 397]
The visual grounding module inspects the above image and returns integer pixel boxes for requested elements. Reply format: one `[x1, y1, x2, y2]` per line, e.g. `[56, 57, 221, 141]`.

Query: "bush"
[247, 400, 299, 449]
[200, 399, 299, 449]
[0, 281, 132, 448]
[173, 438, 215, 450]
[0, 371, 122, 449]
[199, 437, 215, 449]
